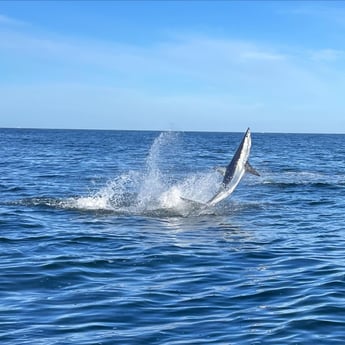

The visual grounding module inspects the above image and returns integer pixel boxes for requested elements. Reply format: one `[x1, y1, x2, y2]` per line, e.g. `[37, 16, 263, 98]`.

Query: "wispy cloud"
[241, 50, 285, 61]
[0, 13, 27, 26]
[0, 22, 342, 96]
[1, 14, 345, 132]
[283, 3, 345, 28]
[310, 48, 345, 62]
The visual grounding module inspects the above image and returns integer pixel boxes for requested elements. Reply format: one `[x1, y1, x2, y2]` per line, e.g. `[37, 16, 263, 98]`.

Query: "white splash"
[65, 132, 221, 216]
[135, 132, 177, 211]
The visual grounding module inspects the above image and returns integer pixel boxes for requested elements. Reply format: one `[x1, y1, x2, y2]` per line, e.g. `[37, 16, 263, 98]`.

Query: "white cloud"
[310, 49, 345, 62]
[287, 4, 345, 27]
[0, 13, 27, 26]
[241, 51, 285, 61]
[0, 26, 333, 87]
[1, 21, 345, 132]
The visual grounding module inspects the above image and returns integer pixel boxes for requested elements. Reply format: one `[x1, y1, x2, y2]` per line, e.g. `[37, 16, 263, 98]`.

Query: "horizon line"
[1, 126, 344, 135]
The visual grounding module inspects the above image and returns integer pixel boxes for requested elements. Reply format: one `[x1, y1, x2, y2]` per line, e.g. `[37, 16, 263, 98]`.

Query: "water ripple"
[2, 130, 345, 344]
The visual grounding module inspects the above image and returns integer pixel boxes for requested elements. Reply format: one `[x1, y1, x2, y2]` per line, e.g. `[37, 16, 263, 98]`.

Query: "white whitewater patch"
[67, 195, 112, 211]
[63, 171, 141, 212]
[64, 132, 222, 216]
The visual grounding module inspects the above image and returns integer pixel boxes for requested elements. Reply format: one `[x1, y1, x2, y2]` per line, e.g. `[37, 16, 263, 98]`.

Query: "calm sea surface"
[1, 128, 345, 344]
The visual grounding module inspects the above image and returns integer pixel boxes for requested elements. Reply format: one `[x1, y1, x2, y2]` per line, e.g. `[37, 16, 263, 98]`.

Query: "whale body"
[206, 128, 259, 206]
[181, 128, 259, 207]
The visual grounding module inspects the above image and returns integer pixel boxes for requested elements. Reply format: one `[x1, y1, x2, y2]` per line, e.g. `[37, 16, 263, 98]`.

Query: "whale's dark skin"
[207, 128, 259, 206]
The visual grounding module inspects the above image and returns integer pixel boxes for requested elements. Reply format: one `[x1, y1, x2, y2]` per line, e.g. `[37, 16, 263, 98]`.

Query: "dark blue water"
[1, 128, 345, 344]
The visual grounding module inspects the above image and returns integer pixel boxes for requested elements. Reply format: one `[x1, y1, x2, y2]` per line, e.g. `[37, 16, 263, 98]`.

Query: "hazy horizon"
[1, 126, 344, 136]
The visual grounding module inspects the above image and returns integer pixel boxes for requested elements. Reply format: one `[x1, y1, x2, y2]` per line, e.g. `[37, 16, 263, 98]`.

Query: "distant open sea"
[1, 128, 345, 344]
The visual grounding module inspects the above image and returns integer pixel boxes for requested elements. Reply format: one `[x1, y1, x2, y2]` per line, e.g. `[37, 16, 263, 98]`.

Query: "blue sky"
[1, 1, 345, 133]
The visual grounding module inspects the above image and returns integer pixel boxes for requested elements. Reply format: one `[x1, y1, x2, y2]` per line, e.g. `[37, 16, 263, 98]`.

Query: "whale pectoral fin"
[245, 162, 260, 176]
[180, 197, 207, 207]
[215, 167, 226, 176]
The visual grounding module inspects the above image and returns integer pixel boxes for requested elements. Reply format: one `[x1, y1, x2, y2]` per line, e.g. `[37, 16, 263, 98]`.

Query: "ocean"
[1, 128, 345, 344]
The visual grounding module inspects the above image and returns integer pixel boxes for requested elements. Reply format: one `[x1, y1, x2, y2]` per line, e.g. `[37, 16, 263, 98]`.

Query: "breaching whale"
[207, 127, 259, 205]
[182, 128, 259, 206]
